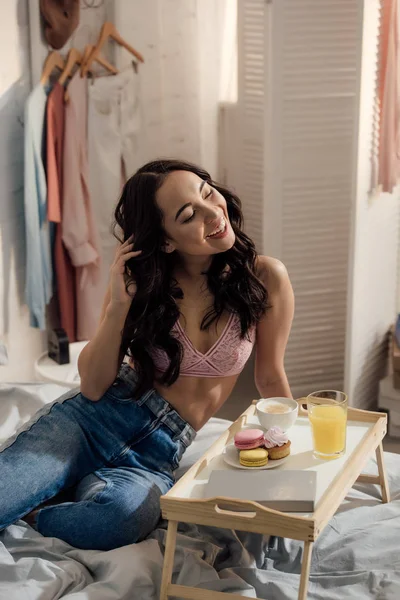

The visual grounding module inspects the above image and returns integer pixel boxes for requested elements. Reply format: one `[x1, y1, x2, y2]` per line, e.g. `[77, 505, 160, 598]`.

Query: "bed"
[0, 381, 400, 599]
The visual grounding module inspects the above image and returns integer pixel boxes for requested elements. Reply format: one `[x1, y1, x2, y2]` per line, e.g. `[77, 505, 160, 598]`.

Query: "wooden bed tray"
[159, 399, 389, 600]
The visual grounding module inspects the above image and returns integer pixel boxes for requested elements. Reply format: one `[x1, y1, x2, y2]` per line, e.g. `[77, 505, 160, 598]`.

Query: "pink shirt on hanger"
[47, 82, 77, 342]
[63, 71, 102, 341]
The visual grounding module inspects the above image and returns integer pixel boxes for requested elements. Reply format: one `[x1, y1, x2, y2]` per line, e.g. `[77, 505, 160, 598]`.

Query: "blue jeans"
[0, 364, 196, 550]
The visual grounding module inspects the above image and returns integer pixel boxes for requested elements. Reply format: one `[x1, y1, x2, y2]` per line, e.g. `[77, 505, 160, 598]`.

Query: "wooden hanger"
[58, 48, 82, 86]
[40, 51, 65, 85]
[81, 44, 93, 74]
[81, 43, 119, 77]
[81, 21, 144, 77]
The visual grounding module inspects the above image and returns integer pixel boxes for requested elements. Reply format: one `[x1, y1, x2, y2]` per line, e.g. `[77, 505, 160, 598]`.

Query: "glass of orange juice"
[307, 391, 348, 459]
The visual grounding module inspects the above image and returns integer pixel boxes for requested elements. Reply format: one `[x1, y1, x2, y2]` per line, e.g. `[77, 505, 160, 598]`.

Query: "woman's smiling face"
[156, 170, 236, 256]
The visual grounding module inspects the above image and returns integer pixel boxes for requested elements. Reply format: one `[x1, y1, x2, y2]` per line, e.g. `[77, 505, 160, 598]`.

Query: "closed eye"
[184, 211, 196, 223]
[183, 190, 213, 223]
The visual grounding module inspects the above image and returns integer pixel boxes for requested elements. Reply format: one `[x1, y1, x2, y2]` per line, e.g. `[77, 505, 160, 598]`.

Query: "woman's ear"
[162, 241, 175, 254]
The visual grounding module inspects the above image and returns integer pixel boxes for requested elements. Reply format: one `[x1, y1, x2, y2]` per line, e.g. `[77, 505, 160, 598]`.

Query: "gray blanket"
[0, 383, 399, 599]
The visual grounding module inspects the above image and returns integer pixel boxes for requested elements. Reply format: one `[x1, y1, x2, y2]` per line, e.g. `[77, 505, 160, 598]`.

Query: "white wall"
[115, 0, 232, 178]
[0, 0, 45, 382]
[345, 0, 400, 408]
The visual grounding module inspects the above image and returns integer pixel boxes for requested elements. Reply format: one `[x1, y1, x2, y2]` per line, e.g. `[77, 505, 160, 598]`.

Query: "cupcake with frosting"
[264, 426, 291, 459]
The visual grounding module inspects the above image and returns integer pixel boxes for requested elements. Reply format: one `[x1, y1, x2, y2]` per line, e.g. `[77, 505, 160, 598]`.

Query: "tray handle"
[206, 496, 275, 519]
[214, 504, 257, 519]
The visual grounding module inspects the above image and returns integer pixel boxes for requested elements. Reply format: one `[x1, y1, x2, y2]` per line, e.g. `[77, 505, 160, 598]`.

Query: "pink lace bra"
[150, 312, 256, 378]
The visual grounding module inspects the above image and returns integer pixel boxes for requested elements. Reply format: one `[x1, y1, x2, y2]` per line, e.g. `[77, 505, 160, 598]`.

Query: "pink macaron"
[234, 428, 265, 450]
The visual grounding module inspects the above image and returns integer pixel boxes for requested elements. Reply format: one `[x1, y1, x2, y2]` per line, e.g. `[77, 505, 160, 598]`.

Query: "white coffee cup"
[256, 397, 298, 432]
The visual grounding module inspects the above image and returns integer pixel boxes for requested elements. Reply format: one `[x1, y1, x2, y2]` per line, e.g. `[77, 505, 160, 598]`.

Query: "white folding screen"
[237, 0, 363, 400]
[237, 0, 266, 252]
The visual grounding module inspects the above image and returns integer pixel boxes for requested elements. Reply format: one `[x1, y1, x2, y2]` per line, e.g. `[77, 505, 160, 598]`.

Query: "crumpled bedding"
[1, 382, 399, 599]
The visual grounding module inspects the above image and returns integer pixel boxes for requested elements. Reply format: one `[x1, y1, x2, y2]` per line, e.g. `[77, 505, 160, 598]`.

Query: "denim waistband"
[118, 364, 197, 448]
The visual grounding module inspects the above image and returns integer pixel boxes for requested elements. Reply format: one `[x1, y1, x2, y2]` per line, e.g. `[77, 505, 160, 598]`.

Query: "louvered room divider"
[237, 0, 365, 401]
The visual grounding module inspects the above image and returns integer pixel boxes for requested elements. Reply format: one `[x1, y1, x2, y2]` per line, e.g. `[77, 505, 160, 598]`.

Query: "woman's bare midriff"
[128, 362, 238, 431]
[154, 374, 239, 431]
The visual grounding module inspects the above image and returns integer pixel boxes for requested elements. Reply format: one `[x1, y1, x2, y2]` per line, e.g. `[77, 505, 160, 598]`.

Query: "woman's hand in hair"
[110, 235, 142, 308]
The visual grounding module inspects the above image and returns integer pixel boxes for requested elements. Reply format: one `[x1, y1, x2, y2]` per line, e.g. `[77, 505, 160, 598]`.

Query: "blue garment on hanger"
[24, 83, 52, 330]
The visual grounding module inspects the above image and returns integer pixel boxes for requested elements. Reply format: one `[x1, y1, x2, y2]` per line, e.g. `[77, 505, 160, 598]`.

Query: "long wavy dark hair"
[113, 159, 269, 396]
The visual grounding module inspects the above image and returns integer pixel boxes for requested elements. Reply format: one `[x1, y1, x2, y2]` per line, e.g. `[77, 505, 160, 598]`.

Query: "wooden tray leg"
[298, 540, 313, 600]
[159, 520, 178, 600]
[376, 443, 390, 503]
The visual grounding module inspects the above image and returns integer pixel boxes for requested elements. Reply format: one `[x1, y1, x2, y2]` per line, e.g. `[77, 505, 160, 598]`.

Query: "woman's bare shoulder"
[255, 255, 289, 292]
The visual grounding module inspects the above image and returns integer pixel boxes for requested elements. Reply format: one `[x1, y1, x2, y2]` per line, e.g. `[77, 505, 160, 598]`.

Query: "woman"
[0, 160, 294, 551]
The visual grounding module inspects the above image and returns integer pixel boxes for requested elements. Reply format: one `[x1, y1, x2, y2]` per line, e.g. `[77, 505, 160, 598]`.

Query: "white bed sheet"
[1, 382, 400, 599]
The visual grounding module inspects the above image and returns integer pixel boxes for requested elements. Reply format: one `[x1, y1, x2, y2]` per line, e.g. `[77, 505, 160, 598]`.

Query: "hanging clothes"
[372, 0, 400, 193]
[46, 81, 77, 342]
[88, 65, 142, 304]
[24, 84, 52, 330]
[62, 71, 102, 341]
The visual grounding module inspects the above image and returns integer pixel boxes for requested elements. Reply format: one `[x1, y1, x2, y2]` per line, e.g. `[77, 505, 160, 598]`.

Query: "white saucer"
[222, 442, 290, 470]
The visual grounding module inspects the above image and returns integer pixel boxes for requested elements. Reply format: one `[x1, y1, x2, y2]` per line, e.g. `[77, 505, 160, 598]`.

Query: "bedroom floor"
[216, 354, 400, 455]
